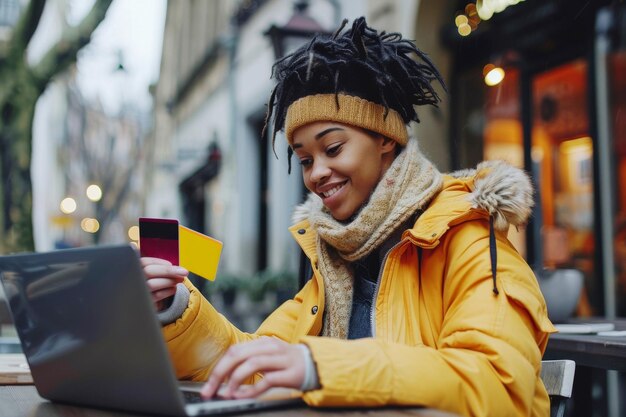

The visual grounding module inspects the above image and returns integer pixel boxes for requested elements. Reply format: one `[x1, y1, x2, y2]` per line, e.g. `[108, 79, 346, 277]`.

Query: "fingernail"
[173, 266, 188, 275]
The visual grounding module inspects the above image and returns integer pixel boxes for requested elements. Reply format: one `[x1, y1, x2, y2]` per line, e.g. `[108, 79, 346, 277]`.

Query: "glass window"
[609, 49, 626, 316]
[455, 64, 526, 256]
[531, 60, 597, 315]
[483, 67, 525, 256]
[455, 69, 486, 169]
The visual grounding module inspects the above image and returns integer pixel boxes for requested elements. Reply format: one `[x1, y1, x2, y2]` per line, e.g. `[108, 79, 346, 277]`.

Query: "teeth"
[322, 184, 343, 198]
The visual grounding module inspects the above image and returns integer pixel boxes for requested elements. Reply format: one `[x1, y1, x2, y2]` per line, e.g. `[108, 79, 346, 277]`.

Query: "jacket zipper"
[369, 241, 405, 337]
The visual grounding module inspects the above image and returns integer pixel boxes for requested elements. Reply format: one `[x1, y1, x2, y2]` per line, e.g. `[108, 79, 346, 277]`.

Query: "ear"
[380, 136, 397, 155]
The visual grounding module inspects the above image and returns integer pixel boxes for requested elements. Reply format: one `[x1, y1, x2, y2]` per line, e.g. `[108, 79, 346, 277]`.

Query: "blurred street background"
[0, 1, 625, 415]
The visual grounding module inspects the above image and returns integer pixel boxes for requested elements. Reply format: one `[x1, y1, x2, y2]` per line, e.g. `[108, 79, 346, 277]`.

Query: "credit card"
[179, 225, 222, 281]
[139, 218, 179, 265]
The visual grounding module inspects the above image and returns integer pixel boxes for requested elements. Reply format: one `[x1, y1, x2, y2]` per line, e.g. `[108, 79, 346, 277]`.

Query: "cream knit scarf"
[307, 138, 443, 338]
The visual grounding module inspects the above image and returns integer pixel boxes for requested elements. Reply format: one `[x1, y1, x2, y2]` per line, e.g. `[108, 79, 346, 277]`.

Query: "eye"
[298, 157, 312, 167]
[326, 143, 342, 156]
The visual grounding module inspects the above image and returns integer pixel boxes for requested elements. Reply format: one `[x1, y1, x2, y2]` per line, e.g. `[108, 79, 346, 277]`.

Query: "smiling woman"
[142, 17, 555, 417]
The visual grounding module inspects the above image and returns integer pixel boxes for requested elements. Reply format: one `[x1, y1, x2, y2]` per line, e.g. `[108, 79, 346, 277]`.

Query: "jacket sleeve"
[299, 220, 555, 416]
[163, 278, 315, 381]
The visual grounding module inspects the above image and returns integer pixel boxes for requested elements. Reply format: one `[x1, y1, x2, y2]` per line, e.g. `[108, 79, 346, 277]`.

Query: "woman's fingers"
[152, 286, 177, 303]
[140, 257, 187, 310]
[140, 257, 172, 267]
[228, 368, 299, 399]
[226, 355, 284, 395]
[146, 277, 182, 292]
[202, 338, 276, 398]
[201, 338, 305, 399]
[233, 370, 296, 399]
[140, 256, 188, 279]
[204, 339, 275, 392]
[143, 263, 188, 281]
[146, 276, 184, 304]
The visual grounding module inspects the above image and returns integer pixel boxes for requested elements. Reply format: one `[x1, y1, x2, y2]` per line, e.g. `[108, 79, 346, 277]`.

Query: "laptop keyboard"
[181, 390, 206, 404]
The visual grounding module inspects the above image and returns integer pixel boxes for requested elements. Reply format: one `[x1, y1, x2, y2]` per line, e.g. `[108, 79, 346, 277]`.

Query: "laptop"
[0, 244, 302, 416]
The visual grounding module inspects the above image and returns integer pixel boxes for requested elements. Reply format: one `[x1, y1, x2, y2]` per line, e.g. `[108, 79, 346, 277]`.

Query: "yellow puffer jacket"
[162, 161, 556, 417]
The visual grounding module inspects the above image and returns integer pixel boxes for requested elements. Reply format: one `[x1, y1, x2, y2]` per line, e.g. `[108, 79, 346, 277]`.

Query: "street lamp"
[264, 0, 330, 60]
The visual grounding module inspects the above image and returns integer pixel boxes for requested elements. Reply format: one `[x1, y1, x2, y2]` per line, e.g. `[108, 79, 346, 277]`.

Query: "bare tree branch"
[5, 0, 46, 61]
[30, 0, 114, 90]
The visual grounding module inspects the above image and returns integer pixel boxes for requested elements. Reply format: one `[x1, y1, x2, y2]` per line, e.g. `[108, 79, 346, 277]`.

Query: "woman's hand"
[201, 337, 305, 399]
[140, 257, 188, 311]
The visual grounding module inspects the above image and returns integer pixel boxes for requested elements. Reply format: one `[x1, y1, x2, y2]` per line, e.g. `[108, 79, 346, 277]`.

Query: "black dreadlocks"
[264, 16, 446, 170]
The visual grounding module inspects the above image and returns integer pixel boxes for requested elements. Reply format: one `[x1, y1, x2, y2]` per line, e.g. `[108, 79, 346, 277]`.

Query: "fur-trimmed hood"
[292, 160, 533, 232]
[448, 160, 534, 231]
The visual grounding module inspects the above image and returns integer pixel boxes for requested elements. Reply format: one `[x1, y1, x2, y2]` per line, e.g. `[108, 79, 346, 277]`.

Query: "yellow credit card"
[179, 225, 223, 281]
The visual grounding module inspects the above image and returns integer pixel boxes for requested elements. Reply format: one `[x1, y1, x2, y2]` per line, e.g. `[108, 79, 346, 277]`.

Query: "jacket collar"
[291, 160, 533, 251]
[290, 220, 318, 263]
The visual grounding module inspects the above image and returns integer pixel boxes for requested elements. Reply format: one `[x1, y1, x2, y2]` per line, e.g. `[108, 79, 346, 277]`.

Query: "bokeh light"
[476, 0, 494, 20]
[458, 23, 472, 36]
[60, 197, 77, 214]
[86, 184, 103, 202]
[128, 225, 140, 241]
[81, 218, 100, 233]
[484, 65, 505, 86]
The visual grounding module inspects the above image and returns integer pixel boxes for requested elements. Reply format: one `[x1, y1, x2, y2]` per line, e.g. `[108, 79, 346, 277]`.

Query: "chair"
[541, 360, 576, 417]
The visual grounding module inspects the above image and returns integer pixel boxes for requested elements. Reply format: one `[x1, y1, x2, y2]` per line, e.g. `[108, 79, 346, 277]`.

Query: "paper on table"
[554, 323, 616, 334]
[0, 354, 32, 385]
[597, 330, 626, 337]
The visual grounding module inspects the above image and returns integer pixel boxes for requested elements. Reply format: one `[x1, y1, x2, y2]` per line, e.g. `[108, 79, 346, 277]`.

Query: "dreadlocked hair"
[263, 16, 446, 172]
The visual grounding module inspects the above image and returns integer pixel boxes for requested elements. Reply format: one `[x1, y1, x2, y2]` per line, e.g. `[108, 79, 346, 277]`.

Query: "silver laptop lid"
[0, 245, 187, 416]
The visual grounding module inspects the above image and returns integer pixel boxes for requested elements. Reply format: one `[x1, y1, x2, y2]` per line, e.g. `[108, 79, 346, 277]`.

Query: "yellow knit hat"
[284, 94, 409, 146]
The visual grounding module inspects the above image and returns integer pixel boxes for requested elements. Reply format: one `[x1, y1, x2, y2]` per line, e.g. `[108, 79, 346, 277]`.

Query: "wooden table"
[0, 385, 461, 417]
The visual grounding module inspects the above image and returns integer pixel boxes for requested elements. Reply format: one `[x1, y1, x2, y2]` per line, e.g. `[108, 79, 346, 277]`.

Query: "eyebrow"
[292, 127, 345, 149]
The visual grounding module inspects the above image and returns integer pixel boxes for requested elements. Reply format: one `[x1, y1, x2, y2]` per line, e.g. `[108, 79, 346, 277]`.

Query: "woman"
[142, 17, 555, 416]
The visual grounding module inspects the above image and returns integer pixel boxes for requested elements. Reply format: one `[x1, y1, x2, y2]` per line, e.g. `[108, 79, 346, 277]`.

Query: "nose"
[309, 158, 331, 184]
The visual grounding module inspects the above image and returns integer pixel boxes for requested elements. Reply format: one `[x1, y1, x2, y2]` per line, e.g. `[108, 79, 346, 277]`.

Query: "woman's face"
[291, 121, 397, 221]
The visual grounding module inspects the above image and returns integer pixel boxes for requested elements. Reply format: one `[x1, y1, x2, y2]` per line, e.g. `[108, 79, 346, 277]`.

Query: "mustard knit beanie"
[284, 94, 408, 145]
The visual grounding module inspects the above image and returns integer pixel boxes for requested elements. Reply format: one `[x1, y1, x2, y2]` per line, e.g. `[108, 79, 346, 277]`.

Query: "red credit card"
[138, 217, 179, 265]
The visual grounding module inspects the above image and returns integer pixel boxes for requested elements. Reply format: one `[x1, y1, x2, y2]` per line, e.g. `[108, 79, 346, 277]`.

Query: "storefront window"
[531, 60, 596, 315]
[455, 64, 526, 256]
[482, 67, 526, 256]
[609, 49, 626, 316]
[455, 57, 601, 313]
[455, 69, 486, 169]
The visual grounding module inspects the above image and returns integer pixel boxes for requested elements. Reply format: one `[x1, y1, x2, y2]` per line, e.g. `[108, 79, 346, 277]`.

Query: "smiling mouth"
[320, 182, 346, 199]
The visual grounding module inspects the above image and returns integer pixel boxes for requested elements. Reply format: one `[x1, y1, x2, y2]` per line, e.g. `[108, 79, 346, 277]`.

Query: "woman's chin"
[329, 210, 350, 222]
[328, 205, 361, 223]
